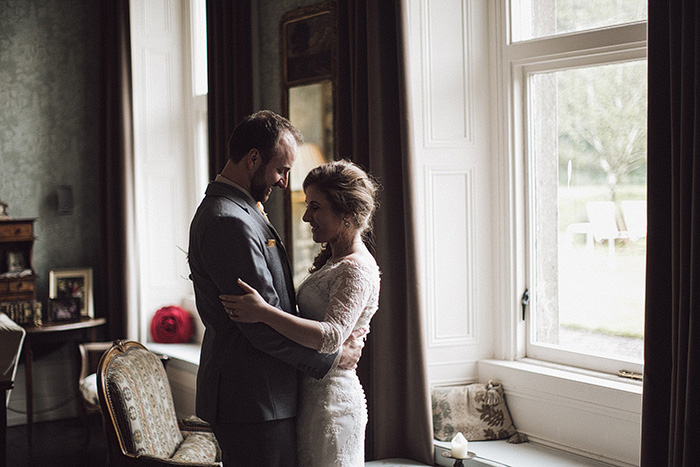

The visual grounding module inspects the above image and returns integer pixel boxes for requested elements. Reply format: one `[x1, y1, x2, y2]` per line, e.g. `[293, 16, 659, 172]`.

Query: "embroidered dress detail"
[295, 258, 380, 467]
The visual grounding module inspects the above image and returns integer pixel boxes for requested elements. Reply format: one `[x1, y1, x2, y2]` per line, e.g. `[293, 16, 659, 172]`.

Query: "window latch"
[618, 370, 643, 381]
[521, 288, 530, 320]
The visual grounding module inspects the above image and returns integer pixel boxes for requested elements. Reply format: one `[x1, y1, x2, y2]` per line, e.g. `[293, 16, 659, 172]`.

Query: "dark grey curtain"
[337, 1, 433, 464]
[98, 0, 133, 340]
[206, 0, 254, 179]
[641, 1, 700, 465]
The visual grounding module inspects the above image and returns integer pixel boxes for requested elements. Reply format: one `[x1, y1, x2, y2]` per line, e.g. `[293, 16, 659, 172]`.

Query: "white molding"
[425, 167, 476, 347]
[420, 0, 474, 147]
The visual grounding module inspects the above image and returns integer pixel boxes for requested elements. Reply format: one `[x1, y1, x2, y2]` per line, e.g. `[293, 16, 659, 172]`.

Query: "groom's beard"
[249, 163, 272, 202]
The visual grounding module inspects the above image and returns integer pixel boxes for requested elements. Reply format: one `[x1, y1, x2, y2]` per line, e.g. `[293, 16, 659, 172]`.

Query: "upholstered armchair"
[97, 340, 221, 466]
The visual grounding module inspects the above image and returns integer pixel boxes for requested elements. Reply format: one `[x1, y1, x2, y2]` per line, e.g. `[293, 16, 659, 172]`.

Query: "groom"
[188, 110, 363, 466]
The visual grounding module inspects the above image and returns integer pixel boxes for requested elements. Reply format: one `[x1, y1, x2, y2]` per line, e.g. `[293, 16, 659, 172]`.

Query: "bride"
[221, 160, 381, 466]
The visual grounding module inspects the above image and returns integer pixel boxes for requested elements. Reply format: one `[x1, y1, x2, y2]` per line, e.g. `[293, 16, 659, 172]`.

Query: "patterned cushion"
[171, 431, 220, 463]
[431, 381, 521, 442]
[106, 347, 183, 458]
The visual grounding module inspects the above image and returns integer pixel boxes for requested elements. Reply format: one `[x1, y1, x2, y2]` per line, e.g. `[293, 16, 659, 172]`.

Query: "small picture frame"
[49, 268, 94, 319]
[49, 298, 81, 322]
[7, 249, 26, 272]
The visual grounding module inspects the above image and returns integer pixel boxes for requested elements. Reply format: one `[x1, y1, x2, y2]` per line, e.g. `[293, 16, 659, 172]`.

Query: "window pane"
[530, 60, 646, 363]
[512, 0, 646, 42]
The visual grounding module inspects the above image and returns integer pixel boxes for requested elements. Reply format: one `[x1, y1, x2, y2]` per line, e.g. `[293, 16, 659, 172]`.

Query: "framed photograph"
[49, 298, 81, 322]
[7, 249, 26, 272]
[49, 268, 94, 319]
[281, 2, 335, 85]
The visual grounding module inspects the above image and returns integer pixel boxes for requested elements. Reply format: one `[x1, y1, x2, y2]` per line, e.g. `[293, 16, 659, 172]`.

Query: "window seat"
[366, 439, 610, 467]
[434, 439, 610, 466]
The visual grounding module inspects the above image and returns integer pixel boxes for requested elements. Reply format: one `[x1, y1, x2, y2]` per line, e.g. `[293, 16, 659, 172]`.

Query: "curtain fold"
[642, 1, 700, 465]
[98, 0, 133, 340]
[206, 0, 254, 180]
[337, 1, 433, 463]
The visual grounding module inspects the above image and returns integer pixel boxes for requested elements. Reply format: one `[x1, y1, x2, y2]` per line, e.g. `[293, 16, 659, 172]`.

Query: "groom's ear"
[245, 148, 260, 170]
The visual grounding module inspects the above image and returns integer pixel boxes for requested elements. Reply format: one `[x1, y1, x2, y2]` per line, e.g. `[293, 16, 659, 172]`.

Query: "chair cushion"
[106, 347, 183, 458]
[171, 431, 220, 463]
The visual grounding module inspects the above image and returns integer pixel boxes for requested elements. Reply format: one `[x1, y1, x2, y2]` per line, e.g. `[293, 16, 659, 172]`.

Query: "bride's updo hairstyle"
[303, 160, 380, 272]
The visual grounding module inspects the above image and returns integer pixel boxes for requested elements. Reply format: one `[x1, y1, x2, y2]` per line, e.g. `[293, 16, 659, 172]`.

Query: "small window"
[511, 0, 647, 42]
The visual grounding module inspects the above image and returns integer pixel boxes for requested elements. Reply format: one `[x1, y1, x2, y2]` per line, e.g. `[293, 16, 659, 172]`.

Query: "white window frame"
[499, 16, 647, 375]
[129, 0, 208, 343]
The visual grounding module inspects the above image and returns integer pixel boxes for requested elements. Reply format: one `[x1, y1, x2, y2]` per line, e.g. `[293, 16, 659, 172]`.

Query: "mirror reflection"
[288, 81, 334, 285]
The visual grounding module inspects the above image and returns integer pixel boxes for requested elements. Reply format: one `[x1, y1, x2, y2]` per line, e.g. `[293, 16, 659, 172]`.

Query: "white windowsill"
[478, 359, 642, 466]
[481, 358, 642, 395]
[148, 341, 202, 366]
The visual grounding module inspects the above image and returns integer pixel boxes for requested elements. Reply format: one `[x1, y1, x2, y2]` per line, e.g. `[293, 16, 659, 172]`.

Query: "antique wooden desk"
[21, 317, 106, 446]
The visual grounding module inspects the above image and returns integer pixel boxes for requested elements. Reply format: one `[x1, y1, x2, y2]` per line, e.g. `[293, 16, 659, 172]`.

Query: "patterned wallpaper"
[0, 0, 101, 310]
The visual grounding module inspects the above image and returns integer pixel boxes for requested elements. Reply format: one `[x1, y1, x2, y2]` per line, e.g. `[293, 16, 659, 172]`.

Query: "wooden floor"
[6, 414, 107, 467]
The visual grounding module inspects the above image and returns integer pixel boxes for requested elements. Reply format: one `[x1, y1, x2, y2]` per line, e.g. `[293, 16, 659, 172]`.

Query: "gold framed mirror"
[280, 1, 337, 286]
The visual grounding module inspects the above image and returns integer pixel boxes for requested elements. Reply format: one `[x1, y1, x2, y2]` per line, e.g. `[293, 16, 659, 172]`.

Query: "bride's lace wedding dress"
[295, 257, 380, 467]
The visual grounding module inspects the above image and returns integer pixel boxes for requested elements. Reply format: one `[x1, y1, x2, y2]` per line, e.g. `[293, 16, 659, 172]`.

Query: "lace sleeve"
[317, 261, 375, 354]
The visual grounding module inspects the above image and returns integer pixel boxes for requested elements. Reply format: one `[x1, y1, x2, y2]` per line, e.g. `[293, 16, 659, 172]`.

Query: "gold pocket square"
[266, 239, 276, 247]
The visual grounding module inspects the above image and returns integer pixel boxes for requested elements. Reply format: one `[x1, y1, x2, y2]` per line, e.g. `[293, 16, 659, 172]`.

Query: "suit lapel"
[206, 182, 297, 311]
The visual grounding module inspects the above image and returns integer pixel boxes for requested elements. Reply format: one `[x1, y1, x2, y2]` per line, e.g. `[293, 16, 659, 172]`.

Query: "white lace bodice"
[296, 258, 380, 354]
[295, 257, 380, 467]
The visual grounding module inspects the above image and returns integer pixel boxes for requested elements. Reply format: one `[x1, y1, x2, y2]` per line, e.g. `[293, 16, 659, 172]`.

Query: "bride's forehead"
[304, 185, 330, 204]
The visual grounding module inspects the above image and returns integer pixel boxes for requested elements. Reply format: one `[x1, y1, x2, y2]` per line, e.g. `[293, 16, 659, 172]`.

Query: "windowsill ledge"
[478, 359, 642, 466]
[481, 358, 642, 395]
[148, 341, 201, 366]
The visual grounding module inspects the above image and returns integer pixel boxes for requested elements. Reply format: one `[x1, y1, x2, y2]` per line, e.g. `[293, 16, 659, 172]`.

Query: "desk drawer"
[0, 222, 33, 240]
[8, 278, 35, 293]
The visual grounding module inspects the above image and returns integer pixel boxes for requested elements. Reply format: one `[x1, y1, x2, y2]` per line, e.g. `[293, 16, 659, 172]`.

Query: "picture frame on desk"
[48, 298, 81, 322]
[49, 268, 93, 319]
[6, 249, 26, 272]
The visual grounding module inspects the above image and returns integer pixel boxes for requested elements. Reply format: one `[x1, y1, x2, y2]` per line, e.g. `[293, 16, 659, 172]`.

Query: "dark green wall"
[0, 0, 101, 312]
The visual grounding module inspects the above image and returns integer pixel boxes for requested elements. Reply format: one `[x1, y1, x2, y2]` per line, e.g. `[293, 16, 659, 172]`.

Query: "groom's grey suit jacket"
[188, 181, 337, 424]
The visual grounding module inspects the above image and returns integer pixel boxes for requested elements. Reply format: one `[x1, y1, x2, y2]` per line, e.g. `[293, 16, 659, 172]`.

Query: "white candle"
[451, 432, 469, 459]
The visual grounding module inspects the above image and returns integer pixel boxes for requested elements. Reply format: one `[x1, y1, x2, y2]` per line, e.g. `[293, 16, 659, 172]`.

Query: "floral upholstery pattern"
[102, 343, 221, 465]
[171, 431, 219, 463]
[431, 381, 524, 443]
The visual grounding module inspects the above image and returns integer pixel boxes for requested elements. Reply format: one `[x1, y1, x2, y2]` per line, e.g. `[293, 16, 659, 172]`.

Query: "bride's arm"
[220, 278, 324, 350]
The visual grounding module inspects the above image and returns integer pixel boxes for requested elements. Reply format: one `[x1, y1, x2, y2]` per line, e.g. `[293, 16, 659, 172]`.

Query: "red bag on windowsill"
[151, 305, 193, 343]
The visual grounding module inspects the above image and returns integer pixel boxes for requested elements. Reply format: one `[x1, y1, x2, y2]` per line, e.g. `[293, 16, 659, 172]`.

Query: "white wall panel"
[144, 0, 172, 34]
[426, 169, 475, 345]
[422, 0, 474, 146]
[405, 0, 493, 388]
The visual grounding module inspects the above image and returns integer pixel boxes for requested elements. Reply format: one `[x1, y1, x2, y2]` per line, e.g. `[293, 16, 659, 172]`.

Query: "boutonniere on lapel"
[266, 239, 276, 247]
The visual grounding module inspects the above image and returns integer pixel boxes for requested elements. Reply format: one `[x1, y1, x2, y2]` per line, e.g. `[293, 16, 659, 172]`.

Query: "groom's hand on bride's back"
[338, 328, 368, 370]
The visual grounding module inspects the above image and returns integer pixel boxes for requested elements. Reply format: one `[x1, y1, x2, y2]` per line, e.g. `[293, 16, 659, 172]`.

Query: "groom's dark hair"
[227, 110, 303, 164]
